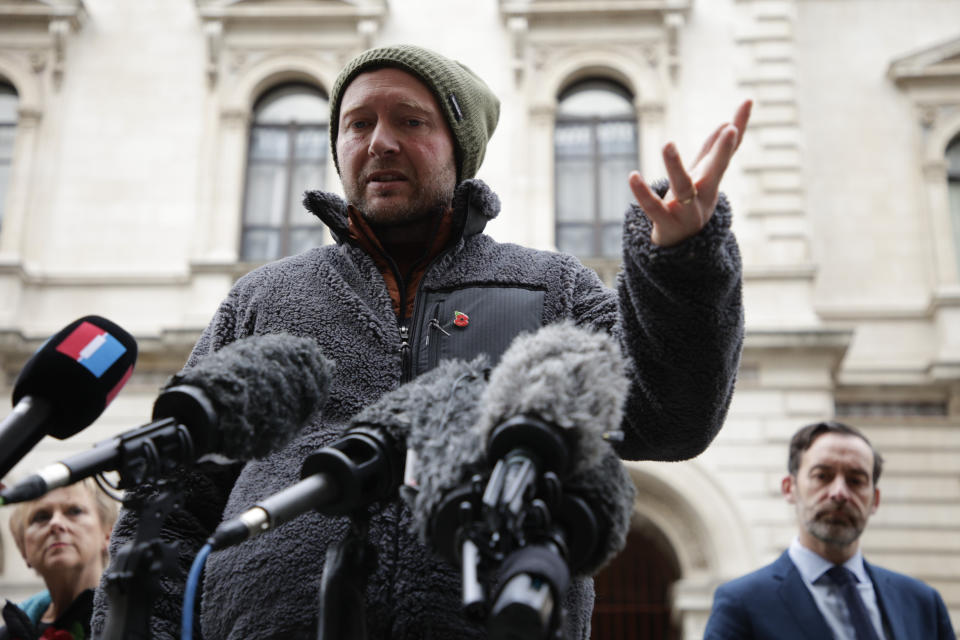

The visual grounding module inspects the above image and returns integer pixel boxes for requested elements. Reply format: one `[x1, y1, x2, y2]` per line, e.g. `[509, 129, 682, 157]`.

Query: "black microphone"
[209, 355, 490, 551]
[1, 333, 332, 504]
[407, 323, 635, 638]
[0, 316, 137, 480]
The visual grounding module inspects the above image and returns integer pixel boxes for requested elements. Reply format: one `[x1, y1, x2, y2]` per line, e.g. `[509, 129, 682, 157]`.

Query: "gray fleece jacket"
[92, 178, 743, 639]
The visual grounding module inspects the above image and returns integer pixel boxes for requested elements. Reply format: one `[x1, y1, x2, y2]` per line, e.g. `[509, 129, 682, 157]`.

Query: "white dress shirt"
[787, 537, 889, 640]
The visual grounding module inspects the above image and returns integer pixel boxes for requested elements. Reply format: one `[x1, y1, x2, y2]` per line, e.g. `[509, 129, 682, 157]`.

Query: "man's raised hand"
[628, 100, 752, 247]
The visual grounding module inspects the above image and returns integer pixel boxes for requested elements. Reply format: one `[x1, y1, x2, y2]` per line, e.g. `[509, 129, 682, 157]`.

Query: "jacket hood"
[302, 178, 501, 246]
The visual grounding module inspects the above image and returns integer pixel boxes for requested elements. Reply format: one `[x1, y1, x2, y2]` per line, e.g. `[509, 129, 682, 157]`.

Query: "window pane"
[557, 224, 594, 256]
[288, 227, 326, 255]
[556, 159, 594, 222]
[554, 78, 637, 260]
[244, 163, 286, 225]
[250, 127, 289, 161]
[599, 156, 636, 222]
[948, 137, 960, 175]
[597, 121, 635, 154]
[289, 162, 325, 219]
[555, 123, 591, 157]
[0, 162, 8, 227]
[255, 85, 328, 125]
[0, 84, 16, 122]
[558, 81, 633, 118]
[0, 121, 14, 229]
[241, 229, 281, 262]
[950, 180, 960, 276]
[295, 127, 327, 160]
[242, 84, 330, 262]
[601, 223, 623, 258]
[0, 125, 15, 160]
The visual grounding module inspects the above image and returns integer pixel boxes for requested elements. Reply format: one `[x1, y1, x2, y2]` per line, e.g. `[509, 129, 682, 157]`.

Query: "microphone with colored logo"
[0, 316, 137, 481]
[1, 333, 332, 505]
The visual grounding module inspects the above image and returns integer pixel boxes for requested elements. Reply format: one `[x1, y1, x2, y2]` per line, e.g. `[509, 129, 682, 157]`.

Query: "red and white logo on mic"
[55, 321, 127, 378]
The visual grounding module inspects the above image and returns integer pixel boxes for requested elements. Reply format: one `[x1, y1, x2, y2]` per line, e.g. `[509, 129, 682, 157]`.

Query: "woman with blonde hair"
[1, 478, 117, 640]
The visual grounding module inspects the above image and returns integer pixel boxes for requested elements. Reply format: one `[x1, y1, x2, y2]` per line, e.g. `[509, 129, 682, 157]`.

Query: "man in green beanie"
[94, 45, 750, 639]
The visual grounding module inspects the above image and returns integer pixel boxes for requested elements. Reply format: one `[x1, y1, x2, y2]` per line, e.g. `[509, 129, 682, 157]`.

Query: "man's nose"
[826, 477, 851, 502]
[368, 122, 399, 157]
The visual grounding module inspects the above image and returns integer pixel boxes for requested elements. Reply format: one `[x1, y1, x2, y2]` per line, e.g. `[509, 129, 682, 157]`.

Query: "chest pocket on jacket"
[414, 286, 545, 376]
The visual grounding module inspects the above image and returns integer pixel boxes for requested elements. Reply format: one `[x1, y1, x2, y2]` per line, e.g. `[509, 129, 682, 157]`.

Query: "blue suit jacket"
[703, 551, 956, 639]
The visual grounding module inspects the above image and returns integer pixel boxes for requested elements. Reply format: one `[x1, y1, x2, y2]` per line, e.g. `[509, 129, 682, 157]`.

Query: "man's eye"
[349, 120, 368, 130]
[407, 119, 423, 127]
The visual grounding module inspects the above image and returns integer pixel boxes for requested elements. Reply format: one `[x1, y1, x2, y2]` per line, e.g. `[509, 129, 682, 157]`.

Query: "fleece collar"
[301, 178, 501, 247]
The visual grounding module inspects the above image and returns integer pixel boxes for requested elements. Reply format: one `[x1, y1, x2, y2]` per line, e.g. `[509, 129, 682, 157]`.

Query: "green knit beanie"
[329, 44, 500, 182]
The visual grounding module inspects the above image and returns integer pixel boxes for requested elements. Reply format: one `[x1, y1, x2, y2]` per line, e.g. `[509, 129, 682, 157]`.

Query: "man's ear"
[870, 487, 880, 515]
[781, 475, 796, 504]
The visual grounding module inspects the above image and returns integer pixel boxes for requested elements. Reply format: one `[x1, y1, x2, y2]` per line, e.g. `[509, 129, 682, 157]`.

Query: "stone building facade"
[0, 1, 958, 637]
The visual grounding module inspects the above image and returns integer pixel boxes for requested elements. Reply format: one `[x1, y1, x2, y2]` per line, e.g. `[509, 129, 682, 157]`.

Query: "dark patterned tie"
[826, 565, 882, 640]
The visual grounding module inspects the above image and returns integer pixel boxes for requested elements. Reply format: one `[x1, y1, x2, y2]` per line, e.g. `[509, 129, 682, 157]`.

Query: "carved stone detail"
[29, 51, 47, 75]
[49, 19, 70, 88]
[204, 20, 224, 88]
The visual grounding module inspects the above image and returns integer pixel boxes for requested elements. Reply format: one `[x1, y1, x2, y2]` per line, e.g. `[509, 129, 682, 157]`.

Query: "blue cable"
[182, 542, 213, 640]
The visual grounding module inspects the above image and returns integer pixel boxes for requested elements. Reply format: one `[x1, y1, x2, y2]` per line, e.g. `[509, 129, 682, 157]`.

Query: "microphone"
[408, 322, 635, 637]
[475, 320, 634, 575]
[0, 316, 137, 480]
[209, 355, 490, 550]
[0, 333, 332, 504]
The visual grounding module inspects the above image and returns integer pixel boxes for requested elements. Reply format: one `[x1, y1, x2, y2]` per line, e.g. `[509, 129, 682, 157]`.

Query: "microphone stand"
[316, 514, 374, 640]
[100, 482, 183, 640]
[96, 407, 205, 640]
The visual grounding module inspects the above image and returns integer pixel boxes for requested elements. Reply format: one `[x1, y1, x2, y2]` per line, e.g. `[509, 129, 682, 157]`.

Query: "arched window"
[948, 134, 960, 276]
[240, 83, 328, 261]
[554, 79, 638, 259]
[0, 82, 18, 232]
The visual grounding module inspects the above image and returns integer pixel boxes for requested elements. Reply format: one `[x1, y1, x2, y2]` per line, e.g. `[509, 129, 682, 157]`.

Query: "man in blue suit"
[704, 421, 955, 639]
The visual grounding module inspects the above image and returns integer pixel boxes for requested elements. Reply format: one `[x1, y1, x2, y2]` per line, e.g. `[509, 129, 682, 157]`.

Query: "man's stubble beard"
[346, 160, 457, 228]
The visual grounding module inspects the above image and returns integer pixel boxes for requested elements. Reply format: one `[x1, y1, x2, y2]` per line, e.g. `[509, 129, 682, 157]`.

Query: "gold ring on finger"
[678, 187, 698, 205]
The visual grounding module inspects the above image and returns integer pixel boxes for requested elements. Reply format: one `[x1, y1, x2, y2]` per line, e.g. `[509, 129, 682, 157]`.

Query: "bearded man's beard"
[347, 160, 456, 228]
[805, 506, 865, 547]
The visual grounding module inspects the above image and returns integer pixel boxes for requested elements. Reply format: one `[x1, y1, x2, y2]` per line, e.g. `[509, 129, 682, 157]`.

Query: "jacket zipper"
[424, 304, 448, 371]
[400, 247, 455, 383]
[398, 323, 411, 383]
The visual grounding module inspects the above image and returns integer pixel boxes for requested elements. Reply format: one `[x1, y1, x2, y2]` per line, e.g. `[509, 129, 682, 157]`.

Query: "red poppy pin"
[453, 311, 469, 328]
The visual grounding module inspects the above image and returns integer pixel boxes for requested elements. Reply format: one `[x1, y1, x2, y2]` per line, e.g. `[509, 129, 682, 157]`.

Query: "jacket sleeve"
[703, 583, 755, 640]
[91, 295, 247, 640]
[576, 182, 743, 461]
[934, 588, 956, 640]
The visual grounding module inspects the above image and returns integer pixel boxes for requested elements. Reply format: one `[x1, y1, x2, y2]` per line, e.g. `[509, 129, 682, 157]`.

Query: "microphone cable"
[181, 540, 213, 640]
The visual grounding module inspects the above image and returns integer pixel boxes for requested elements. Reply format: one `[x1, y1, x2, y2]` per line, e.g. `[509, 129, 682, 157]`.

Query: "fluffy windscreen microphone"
[392, 356, 491, 543]
[1, 334, 333, 505]
[476, 321, 628, 477]
[162, 333, 334, 460]
[475, 322, 634, 577]
[404, 356, 489, 544]
[561, 447, 635, 577]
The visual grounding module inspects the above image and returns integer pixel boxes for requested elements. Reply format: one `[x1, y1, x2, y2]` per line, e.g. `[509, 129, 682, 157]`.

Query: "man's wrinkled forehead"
[338, 67, 437, 119]
[340, 65, 437, 107]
